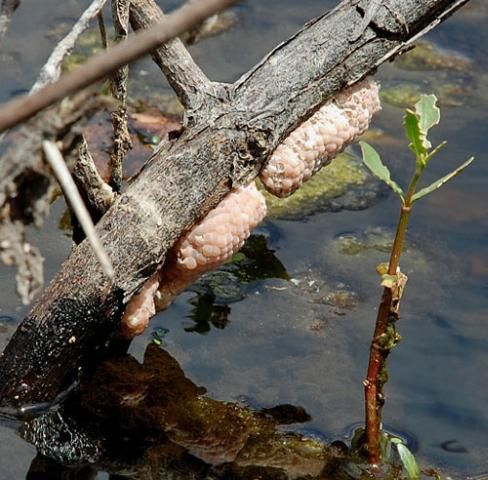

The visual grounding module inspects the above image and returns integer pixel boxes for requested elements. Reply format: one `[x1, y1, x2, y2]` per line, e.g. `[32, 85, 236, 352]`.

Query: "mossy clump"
[260, 152, 374, 219]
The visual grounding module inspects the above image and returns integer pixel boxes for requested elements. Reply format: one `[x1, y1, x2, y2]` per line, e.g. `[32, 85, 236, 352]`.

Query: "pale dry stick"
[31, 0, 108, 93]
[0, 0, 238, 133]
[0, 0, 20, 45]
[42, 141, 114, 279]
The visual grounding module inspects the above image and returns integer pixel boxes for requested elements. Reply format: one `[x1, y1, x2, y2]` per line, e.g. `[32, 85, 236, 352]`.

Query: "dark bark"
[0, 0, 470, 410]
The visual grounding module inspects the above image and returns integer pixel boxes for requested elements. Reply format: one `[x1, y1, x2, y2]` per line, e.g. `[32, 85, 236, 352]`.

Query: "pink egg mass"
[122, 79, 380, 337]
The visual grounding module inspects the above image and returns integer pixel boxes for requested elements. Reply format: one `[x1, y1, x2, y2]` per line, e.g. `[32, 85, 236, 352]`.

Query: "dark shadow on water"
[184, 234, 289, 334]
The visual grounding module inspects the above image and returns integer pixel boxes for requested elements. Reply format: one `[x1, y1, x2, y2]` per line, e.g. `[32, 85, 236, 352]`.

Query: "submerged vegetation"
[381, 40, 472, 109]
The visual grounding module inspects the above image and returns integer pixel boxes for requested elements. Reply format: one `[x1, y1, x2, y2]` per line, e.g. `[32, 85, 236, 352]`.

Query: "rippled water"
[0, 1, 487, 478]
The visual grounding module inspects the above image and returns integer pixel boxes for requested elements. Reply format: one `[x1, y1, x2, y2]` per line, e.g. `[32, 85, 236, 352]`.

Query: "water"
[0, 0, 487, 478]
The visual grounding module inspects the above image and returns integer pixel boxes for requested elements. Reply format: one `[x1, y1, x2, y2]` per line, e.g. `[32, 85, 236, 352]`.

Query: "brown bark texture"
[0, 0, 470, 410]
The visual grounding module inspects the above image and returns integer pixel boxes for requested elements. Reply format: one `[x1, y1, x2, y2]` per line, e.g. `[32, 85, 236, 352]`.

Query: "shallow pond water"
[0, 0, 487, 478]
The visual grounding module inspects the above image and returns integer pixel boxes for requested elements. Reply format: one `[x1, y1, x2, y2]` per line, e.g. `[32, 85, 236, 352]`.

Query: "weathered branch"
[129, 0, 224, 117]
[109, 0, 131, 192]
[0, 0, 238, 133]
[0, 0, 471, 410]
[72, 136, 115, 221]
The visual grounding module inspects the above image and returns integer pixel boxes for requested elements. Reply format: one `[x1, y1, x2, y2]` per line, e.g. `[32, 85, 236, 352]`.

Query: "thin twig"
[97, 10, 108, 49]
[364, 192, 414, 464]
[42, 140, 114, 279]
[0, 0, 20, 45]
[109, 0, 131, 192]
[31, 0, 108, 93]
[0, 0, 237, 132]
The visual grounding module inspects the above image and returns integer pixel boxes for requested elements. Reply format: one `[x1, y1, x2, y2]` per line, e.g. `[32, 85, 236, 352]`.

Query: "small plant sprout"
[358, 94, 474, 468]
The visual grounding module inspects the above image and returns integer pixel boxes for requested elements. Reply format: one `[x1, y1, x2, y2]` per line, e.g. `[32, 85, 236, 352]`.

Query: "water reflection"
[18, 344, 347, 480]
[184, 235, 288, 333]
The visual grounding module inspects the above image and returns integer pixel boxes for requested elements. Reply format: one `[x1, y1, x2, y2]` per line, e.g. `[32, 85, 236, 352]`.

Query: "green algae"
[334, 229, 394, 256]
[396, 41, 471, 72]
[381, 82, 466, 109]
[260, 152, 374, 219]
[381, 41, 471, 109]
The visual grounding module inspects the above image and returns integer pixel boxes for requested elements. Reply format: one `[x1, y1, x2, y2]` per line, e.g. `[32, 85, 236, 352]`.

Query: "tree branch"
[129, 0, 224, 118]
[0, 0, 238, 133]
[109, 0, 131, 192]
[72, 136, 115, 222]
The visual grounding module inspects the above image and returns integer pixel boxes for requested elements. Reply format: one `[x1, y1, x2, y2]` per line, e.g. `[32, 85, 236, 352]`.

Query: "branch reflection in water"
[20, 344, 348, 479]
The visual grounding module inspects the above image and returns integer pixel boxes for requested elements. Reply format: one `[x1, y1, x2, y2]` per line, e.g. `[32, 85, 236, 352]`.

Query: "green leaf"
[415, 94, 440, 138]
[412, 157, 474, 202]
[396, 443, 421, 480]
[404, 109, 427, 159]
[359, 142, 405, 202]
[404, 95, 441, 166]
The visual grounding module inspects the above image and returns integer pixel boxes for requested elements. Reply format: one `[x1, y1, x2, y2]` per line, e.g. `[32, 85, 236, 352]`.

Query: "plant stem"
[364, 175, 417, 465]
[364, 286, 394, 465]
